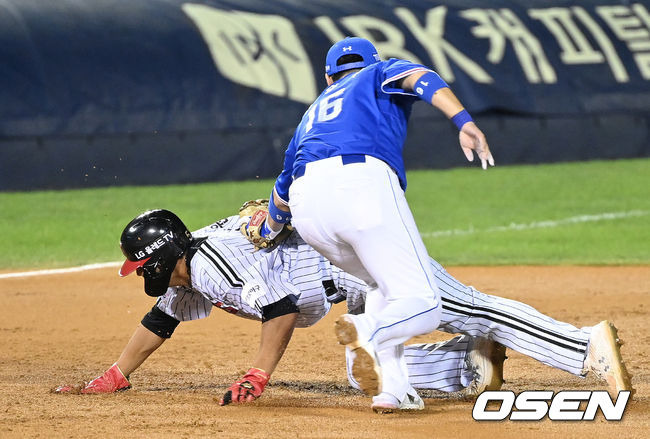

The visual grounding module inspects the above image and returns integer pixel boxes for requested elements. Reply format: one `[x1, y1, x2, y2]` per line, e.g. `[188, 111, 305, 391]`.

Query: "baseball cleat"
[585, 321, 634, 397]
[335, 314, 382, 396]
[371, 390, 424, 414]
[460, 337, 506, 398]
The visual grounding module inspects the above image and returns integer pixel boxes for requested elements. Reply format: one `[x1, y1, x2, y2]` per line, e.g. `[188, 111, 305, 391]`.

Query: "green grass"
[2, 158, 649, 269]
[409, 158, 650, 264]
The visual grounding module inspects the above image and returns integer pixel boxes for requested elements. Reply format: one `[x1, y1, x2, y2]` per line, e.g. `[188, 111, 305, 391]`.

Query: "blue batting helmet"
[325, 37, 380, 75]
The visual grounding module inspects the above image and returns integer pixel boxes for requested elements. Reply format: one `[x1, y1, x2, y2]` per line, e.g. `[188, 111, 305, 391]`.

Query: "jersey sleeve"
[273, 134, 299, 205]
[379, 59, 437, 97]
[155, 286, 214, 322]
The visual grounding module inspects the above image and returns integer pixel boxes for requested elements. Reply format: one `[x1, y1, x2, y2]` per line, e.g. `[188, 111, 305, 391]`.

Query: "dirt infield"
[1, 266, 648, 438]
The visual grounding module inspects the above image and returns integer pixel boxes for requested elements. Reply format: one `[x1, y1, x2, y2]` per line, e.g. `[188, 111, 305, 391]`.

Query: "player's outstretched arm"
[54, 324, 166, 394]
[116, 323, 167, 377]
[266, 188, 291, 234]
[402, 71, 495, 170]
[220, 311, 298, 405]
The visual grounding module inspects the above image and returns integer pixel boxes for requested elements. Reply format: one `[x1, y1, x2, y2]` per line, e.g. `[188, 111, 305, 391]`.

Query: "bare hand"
[459, 122, 494, 170]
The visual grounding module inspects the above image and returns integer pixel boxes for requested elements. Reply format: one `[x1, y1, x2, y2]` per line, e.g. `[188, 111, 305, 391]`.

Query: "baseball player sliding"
[250, 36, 495, 412]
[55, 208, 633, 410]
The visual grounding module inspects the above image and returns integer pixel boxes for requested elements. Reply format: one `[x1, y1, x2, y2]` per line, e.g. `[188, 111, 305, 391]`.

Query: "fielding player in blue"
[253, 37, 495, 412]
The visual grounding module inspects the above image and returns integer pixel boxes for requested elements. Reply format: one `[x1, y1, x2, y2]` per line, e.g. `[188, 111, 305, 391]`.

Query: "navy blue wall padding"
[1, 0, 648, 190]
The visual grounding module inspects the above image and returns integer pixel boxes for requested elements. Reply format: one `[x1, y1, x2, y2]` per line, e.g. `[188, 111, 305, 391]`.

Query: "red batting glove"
[82, 363, 130, 393]
[219, 367, 270, 406]
[54, 363, 131, 394]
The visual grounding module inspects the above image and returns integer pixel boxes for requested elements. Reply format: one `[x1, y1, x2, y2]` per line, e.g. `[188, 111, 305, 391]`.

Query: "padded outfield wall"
[0, 0, 649, 190]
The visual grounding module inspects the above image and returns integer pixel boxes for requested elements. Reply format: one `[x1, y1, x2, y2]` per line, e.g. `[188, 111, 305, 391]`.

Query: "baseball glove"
[239, 199, 293, 250]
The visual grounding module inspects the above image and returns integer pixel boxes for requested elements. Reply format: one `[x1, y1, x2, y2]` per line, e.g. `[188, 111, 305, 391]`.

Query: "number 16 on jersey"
[305, 88, 346, 133]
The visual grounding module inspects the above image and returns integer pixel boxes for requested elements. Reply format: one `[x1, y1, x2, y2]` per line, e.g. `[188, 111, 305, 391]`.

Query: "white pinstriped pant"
[342, 258, 592, 391]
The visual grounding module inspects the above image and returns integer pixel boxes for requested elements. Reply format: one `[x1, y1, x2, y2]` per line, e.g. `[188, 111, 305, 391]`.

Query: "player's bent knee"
[415, 292, 440, 311]
[409, 295, 442, 332]
[422, 307, 442, 333]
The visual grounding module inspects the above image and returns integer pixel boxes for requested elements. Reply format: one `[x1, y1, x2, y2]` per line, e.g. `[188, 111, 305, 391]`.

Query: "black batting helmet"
[119, 209, 192, 297]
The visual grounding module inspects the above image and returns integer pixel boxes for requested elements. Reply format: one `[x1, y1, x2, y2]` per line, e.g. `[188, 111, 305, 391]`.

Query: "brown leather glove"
[239, 199, 292, 250]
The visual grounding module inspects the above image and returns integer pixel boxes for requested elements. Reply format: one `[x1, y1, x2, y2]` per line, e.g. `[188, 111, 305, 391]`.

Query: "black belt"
[293, 154, 366, 180]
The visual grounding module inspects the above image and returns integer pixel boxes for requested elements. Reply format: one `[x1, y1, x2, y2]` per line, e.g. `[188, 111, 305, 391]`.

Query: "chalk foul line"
[420, 210, 649, 238]
[0, 261, 122, 280]
[1, 210, 647, 279]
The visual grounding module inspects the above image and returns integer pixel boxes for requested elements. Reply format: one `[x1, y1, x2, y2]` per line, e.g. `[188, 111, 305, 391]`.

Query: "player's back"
[292, 59, 422, 188]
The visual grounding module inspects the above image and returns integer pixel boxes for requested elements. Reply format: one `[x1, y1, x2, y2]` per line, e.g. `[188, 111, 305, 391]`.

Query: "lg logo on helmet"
[134, 232, 174, 259]
[473, 390, 631, 421]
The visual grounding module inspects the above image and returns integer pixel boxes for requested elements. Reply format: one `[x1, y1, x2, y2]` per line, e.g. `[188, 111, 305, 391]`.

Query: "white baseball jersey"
[156, 215, 339, 328]
[154, 215, 592, 393]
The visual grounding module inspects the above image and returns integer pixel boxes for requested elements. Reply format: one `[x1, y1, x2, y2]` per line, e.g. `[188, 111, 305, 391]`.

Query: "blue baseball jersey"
[274, 59, 433, 203]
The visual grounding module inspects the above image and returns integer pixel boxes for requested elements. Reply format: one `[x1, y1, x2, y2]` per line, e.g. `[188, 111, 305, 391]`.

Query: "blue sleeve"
[273, 134, 298, 205]
[378, 59, 435, 96]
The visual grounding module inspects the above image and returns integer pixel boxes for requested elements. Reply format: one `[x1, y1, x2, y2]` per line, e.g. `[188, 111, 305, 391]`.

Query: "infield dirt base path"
[1, 266, 648, 438]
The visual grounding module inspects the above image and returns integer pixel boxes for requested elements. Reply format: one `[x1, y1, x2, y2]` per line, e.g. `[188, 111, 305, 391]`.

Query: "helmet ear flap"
[140, 234, 188, 296]
[143, 267, 174, 297]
